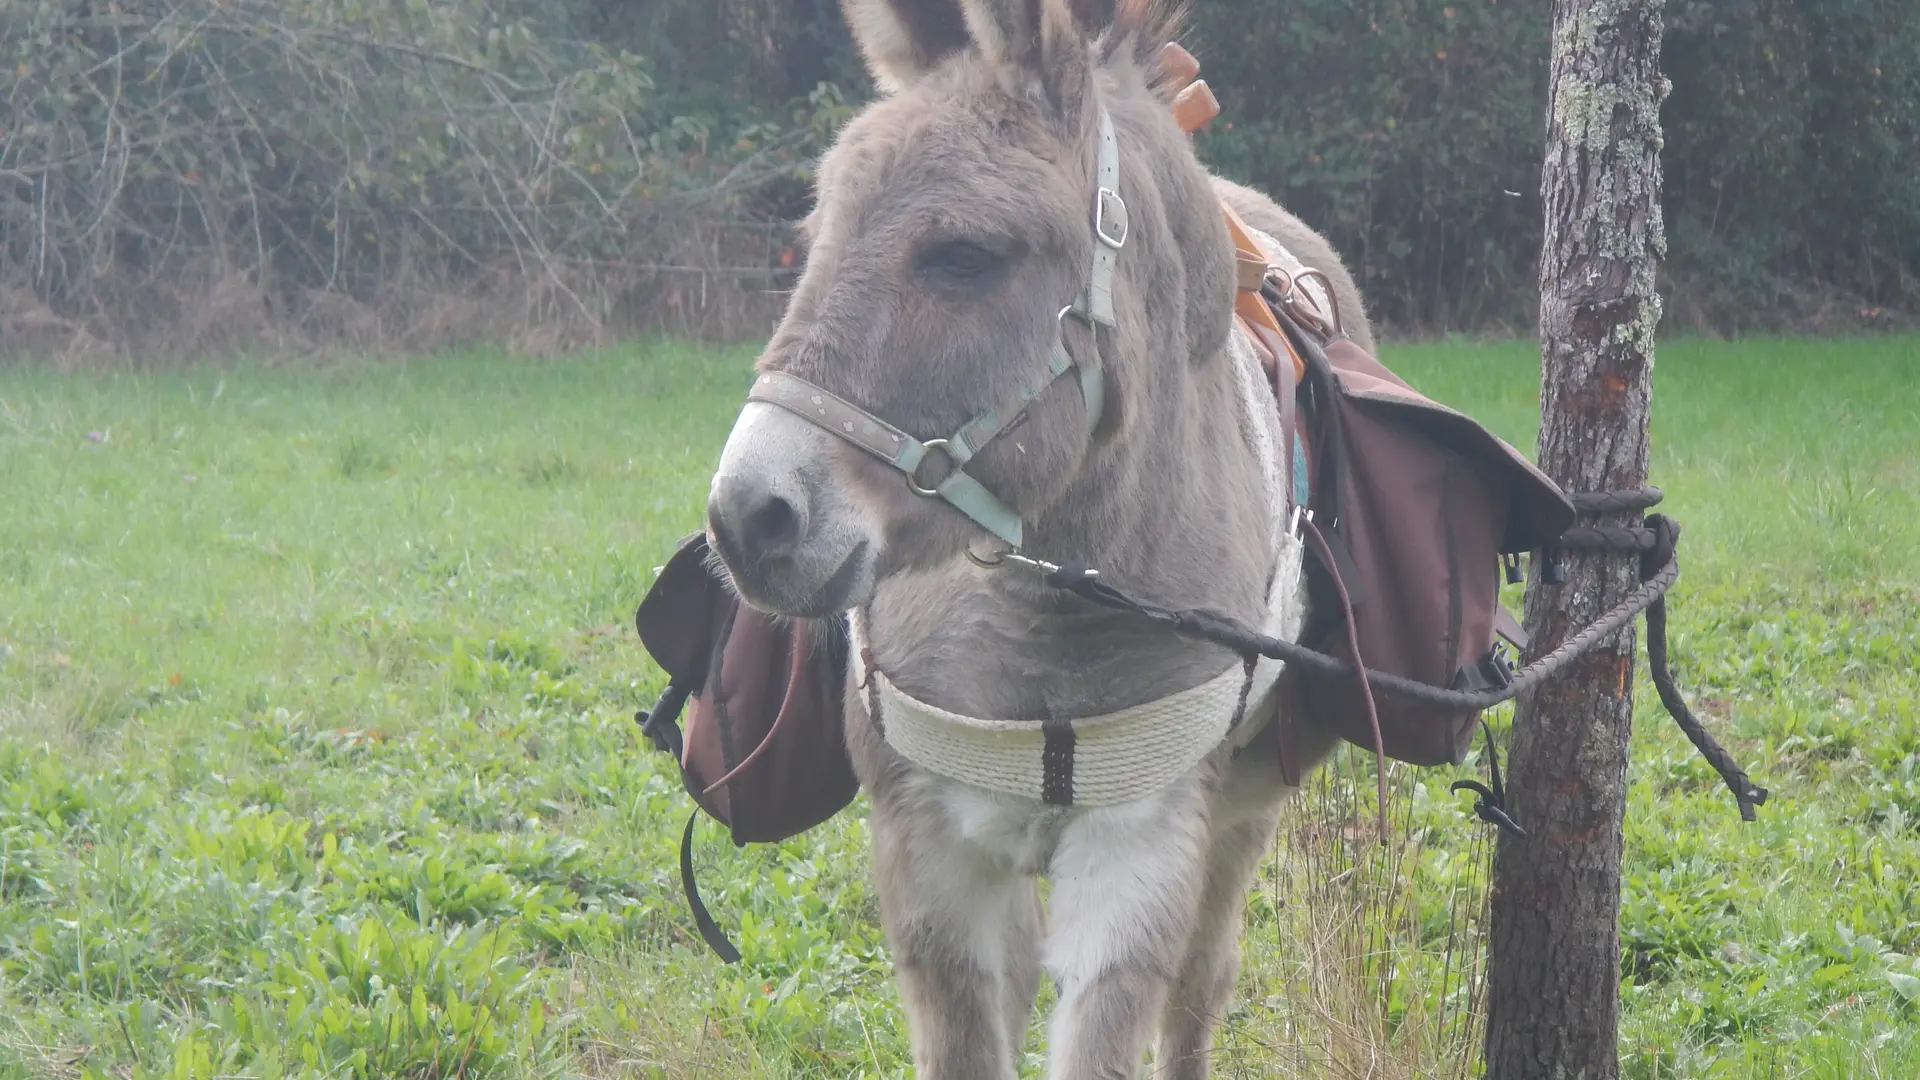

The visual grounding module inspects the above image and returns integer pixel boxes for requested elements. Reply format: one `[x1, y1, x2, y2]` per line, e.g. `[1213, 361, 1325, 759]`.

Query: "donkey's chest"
[936, 782, 1074, 877]
[909, 762, 1229, 887]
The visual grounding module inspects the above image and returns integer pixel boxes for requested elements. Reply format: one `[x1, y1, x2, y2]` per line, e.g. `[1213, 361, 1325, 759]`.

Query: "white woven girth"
[847, 229, 1310, 806]
[849, 542, 1297, 806]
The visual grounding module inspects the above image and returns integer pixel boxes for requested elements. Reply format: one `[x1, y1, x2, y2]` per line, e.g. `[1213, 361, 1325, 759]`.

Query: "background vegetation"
[3, 336, 1916, 1078]
[4, 0, 1917, 359]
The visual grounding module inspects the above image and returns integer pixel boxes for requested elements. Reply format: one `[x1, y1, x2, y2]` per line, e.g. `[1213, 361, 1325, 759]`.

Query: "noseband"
[744, 108, 1127, 551]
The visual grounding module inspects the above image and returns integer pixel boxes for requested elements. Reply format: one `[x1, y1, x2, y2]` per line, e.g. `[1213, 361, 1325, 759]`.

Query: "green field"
[2, 336, 1916, 1079]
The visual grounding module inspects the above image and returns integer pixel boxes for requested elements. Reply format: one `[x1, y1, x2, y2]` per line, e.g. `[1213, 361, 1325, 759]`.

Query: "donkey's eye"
[916, 239, 1005, 285]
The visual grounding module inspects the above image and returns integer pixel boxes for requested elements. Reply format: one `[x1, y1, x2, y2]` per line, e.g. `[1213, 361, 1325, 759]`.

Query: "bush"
[2, 0, 1914, 356]
[0, 0, 846, 357]
[1183, 0, 1920, 336]
[1659, 0, 1920, 333]
[1186, 0, 1553, 334]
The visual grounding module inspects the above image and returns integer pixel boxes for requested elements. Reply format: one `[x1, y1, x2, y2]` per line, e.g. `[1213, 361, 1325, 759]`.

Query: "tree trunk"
[1483, 0, 1668, 1077]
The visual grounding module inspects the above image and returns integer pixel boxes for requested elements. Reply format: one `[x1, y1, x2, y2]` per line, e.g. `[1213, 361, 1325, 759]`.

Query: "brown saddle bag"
[632, 530, 857, 960]
[1273, 298, 1576, 775]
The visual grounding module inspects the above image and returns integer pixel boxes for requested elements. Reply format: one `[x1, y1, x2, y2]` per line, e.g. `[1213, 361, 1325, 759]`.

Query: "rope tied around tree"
[1040, 485, 1770, 827]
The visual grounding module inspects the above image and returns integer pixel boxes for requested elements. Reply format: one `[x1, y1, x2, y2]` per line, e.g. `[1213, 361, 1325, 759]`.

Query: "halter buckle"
[1094, 187, 1129, 250]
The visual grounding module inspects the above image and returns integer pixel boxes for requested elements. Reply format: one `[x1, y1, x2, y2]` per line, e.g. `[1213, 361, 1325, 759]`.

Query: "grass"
[0, 334, 1916, 1079]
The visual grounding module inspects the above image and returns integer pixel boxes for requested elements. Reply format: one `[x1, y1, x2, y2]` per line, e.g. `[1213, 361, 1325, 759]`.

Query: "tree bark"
[1483, 0, 1668, 1077]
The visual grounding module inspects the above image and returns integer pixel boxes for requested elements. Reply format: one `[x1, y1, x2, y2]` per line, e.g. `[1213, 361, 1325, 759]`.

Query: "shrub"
[0, 0, 842, 357]
[2, 0, 1914, 355]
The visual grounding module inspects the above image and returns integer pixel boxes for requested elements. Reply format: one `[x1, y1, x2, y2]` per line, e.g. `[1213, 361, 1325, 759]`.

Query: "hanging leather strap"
[1297, 515, 1390, 844]
[678, 812, 741, 963]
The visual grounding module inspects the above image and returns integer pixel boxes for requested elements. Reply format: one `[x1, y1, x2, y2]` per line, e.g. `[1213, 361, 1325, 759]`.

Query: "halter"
[744, 108, 1126, 551]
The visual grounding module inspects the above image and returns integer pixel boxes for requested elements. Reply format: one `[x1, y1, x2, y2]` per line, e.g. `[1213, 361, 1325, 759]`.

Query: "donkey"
[703, 2, 1374, 1076]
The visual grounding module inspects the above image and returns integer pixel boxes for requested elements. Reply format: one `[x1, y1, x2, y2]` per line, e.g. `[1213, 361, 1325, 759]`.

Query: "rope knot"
[1640, 513, 1680, 582]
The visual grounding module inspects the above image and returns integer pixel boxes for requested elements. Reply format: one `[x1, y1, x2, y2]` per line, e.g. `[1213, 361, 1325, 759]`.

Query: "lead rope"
[1036, 488, 1770, 833]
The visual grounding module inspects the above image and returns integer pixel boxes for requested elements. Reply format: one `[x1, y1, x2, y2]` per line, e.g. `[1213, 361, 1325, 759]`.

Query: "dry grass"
[0, 237, 797, 368]
[1206, 753, 1495, 1080]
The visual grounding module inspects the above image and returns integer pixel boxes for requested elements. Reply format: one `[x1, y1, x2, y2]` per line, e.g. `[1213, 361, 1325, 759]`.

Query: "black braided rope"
[1042, 485, 1770, 822]
[1638, 515, 1770, 820]
[1553, 489, 1668, 553]
[1046, 557, 1675, 716]
[1557, 526, 1660, 552]
[1567, 486, 1664, 513]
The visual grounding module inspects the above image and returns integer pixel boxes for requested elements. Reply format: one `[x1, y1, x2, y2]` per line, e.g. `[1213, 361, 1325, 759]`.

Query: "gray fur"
[707, 1, 1368, 1075]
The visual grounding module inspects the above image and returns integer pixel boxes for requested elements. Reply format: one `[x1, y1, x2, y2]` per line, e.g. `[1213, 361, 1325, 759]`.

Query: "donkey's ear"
[957, 0, 1089, 114]
[840, 0, 973, 92]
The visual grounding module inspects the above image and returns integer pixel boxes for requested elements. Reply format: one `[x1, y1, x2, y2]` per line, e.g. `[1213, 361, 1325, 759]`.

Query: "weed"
[334, 434, 395, 480]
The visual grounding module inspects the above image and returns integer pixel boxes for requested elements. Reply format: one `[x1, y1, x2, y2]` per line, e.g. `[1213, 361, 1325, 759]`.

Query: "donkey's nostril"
[708, 472, 808, 564]
[745, 491, 802, 552]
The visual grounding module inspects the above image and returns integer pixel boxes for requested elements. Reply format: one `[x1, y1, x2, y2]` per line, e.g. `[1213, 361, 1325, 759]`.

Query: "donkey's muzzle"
[707, 471, 808, 571]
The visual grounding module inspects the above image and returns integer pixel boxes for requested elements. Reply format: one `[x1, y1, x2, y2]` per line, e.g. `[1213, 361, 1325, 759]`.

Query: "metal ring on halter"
[1059, 303, 1090, 329]
[966, 545, 1009, 569]
[907, 439, 954, 497]
[965, 544, 1079, 577]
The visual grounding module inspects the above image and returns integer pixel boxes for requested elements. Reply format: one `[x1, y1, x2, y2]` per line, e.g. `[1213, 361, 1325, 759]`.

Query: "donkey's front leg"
[1043, 780, 1211, 1080]
[870, 793, 1040, 1080]
[1152, 808, 1284, 1079]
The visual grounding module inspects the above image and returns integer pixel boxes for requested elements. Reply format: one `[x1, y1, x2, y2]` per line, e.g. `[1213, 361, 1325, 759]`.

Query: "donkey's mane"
[1090, 0, 1190, 94]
